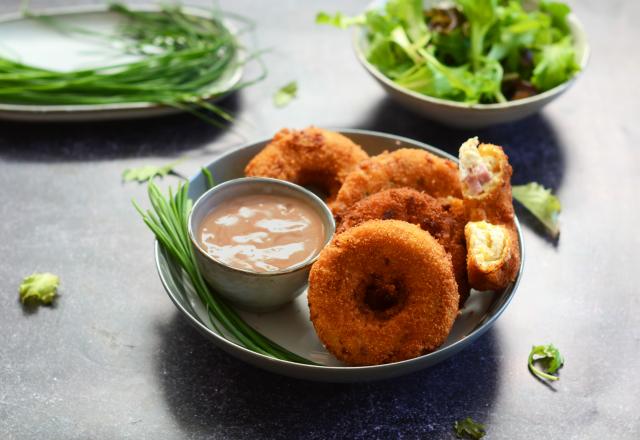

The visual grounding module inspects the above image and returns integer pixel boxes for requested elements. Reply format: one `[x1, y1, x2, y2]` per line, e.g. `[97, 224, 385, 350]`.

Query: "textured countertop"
[1, 0, 639, 438]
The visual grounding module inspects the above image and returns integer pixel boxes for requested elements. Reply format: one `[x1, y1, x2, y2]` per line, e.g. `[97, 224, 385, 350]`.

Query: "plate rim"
[154, 128, 525, 378]
[0, 4, 244, 115]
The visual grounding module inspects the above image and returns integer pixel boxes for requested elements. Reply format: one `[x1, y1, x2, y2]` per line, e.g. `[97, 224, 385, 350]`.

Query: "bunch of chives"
[134, 181, 316, 364]
[0, 3, 263, 123]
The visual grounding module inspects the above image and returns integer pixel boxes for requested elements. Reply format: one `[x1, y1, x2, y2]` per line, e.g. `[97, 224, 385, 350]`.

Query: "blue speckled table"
[1, 0, 639, 438]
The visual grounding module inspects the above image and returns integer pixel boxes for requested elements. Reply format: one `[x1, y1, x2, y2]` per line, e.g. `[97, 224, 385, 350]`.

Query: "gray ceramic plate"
[0, 5, 243, 122]
[155, 129, 524, 382]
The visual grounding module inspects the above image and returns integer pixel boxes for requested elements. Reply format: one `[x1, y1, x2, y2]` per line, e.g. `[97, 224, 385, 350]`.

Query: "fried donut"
[331, 148, 462, 221]
[336, 188, 470, 307]
[308, 220, 459, 366]
[459, 137, 520, 290]
[244, 127, 368, 202]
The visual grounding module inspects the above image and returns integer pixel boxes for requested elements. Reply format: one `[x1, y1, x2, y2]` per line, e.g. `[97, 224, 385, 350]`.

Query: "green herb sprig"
[134, 181, 315, 364]
[454, 417, 486, 439]
[528, 344, 564, 381]
[1, 3, 265, 124]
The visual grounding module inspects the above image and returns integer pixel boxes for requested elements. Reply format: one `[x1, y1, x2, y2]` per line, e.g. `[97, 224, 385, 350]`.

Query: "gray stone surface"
[1, 0, 639, 438]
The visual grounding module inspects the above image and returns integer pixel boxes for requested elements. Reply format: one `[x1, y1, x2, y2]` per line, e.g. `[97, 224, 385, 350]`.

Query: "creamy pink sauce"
[199, 194, 325, 273]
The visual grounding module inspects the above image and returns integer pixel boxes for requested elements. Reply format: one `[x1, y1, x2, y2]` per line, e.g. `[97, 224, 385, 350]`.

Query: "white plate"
[0, 5, 243, 122]
[155, 129, 524, 382]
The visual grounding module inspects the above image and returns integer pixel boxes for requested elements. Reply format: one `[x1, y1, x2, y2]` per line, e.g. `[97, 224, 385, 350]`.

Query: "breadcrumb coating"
[244, 127, 369, 202]
[308, 220, 459, 366]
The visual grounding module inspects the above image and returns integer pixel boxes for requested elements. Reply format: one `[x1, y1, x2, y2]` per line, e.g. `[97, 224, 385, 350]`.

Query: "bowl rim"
[154, 128, 526, 374]
[352, 8, 591, 110]
[187, 176, 336, 277]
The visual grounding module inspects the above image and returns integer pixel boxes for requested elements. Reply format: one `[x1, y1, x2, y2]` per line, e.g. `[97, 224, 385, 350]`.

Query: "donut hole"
[359, 275, 408, 319]
[296, 171, 342, 202]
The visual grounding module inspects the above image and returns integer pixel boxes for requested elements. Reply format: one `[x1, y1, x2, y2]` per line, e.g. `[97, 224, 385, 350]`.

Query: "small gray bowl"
[188, 177, 335, 312]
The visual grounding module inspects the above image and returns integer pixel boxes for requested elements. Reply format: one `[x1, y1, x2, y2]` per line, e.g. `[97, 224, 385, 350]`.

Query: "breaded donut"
[308, 220, 459, 366]
[331, 148, 462, 221]
[336, 188, 470, 307]
[244, 127, 368, 202]
[459, 137, 521, 290]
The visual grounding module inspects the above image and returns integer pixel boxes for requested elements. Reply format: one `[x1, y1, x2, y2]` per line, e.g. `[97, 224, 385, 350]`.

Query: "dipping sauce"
[198, 194, 326, 273]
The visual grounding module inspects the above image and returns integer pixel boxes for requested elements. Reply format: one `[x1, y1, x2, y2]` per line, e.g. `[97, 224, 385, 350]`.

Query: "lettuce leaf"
[273, 81, 298, 108]
[531, 37, 580, 91]
[512, 182, 561, 237]
[457, 0, 498, 70]
[19, 273, 59, 305]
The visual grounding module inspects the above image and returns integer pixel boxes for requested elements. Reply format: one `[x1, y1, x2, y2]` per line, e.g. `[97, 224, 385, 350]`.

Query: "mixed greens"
[317, 0, 580, 104]
[0, 3, 263, 123]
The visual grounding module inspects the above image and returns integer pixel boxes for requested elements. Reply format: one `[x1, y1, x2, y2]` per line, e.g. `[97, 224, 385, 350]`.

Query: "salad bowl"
[353, 1, 590, 128]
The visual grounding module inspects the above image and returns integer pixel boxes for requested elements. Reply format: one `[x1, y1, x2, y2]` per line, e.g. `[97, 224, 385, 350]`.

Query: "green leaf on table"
[528, 343, 564, 381]
[315, 11, 365, 28]
[454, 417, 486, 439]
[19, 273, 60, 305]
[273, 81, 298, 108]
[122, 162, 178, 183]
[512, 182, 561, 238]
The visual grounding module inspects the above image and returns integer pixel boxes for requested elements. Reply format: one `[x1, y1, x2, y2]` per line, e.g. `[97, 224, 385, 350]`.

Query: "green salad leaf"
[512, 182, 561, 238]
[531, 37, 580, 91]
[273, 81, 298, 108]
[540, 0, 571, 35]
[317, 0, 579, 103]
[457, 0, 498, 70]
[528, 344, 564, 381]
[454, 417, 486, 439]
[19, 273, 59, 305]
[122, 162, 179, 183]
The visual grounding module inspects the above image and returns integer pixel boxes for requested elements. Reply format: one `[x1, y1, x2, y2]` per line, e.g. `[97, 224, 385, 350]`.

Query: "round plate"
[0, 5, 243, 122]
[155, 129, 524, 382]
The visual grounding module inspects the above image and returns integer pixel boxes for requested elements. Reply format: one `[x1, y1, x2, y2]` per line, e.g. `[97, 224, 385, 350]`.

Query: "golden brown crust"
[244, 127, 369, 202]
[462, 143, 515, 224]
[308, 220, 459, 366]
[465, 222, 520, 291]
[460, 142, 520, 291]
[336, 188, 470, 307]
[331, 148, 462, 222]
